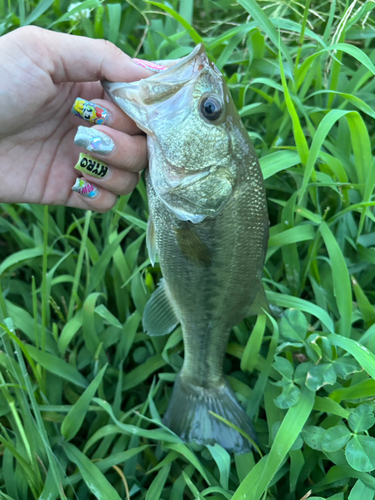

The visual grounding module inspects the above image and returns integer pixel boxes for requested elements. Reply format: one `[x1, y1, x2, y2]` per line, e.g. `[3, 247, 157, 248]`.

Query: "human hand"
[0, 26, 152, 212]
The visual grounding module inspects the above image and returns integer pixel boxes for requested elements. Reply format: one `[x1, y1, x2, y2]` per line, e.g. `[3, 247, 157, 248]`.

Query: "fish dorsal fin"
[247, 284, 270, 316]
[174, 223, 212, 268]
[143, 279, 179, 336]
[147, 214, 157, 267]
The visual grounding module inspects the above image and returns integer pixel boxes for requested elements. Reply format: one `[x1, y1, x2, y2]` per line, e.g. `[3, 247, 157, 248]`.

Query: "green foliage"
[1, 0, 375, 499]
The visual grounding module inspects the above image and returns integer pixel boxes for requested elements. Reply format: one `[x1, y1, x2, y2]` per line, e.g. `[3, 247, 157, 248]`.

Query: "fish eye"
[200, 96, 222, 121]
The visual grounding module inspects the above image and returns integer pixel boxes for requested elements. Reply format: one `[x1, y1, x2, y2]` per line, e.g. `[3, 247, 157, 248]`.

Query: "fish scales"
[103, 44, 269, 453]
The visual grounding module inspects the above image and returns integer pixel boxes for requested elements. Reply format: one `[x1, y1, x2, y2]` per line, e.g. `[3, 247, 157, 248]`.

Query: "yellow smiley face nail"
[71, 98, 109, 125]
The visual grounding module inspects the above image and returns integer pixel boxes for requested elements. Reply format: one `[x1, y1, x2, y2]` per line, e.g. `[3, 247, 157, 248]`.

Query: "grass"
[1, 0, 375, 498]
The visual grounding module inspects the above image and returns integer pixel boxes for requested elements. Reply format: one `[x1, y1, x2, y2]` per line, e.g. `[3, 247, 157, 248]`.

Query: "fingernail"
[74, 126, 114, 155]
[71, 98, 109, 124]
[74, 153, 109, 179]
[71, 178, 99, 198]
[133, 58, 167, 72]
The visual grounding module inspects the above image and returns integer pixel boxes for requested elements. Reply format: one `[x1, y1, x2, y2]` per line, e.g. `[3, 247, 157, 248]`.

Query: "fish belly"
[146, 164, 268, 452]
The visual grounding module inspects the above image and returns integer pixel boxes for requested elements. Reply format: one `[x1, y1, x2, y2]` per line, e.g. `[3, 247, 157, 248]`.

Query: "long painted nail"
[71, 178, 99, 198]
[74, 153, 109, 179]
[71, 98, 109, 125]
[74, 126, 114, 155]
[133, 58, 167, 72]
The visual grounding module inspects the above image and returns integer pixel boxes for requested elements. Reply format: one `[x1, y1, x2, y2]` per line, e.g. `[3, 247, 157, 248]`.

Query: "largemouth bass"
[103, 44, 269, 453]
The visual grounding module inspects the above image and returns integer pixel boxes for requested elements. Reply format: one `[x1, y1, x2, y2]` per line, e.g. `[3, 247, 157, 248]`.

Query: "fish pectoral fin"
[143, 278, 179, 336]
[247, 284, 270, 316]
[174, 223, 212, 268]
[146, 214, 157, 267]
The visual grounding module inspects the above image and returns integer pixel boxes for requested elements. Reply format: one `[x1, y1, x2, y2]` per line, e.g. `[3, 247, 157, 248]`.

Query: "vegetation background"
[1, 0, 375, 498]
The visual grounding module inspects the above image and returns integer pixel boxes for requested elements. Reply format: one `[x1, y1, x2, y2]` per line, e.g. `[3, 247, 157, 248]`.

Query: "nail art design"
[74, 126, 114, 155]
[71, 178, 99, 198]
[74, 153, 109, 179]
[133, 58, 167, 72]
[71, 98, 109, 125]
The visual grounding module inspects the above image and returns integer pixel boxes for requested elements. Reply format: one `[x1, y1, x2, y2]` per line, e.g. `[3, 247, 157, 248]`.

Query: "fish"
[102, 44, 269, 454]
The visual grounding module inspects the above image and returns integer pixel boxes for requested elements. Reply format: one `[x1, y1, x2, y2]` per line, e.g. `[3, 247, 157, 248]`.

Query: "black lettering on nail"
[87, 160, 95, 172]
[98, 165, 108, 177]
[80, 158, 88, 168]
[92, 164, 100, 175]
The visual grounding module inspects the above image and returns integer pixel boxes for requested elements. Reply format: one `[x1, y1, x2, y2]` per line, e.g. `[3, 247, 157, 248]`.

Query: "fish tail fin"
[163, 374, 256, 454]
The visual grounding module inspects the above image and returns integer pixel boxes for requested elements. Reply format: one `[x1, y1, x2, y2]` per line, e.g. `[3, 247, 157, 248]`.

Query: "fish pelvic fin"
[143, 278, 179, 336]
[163, 374, 256, 454]
[146, 214, 157, 267]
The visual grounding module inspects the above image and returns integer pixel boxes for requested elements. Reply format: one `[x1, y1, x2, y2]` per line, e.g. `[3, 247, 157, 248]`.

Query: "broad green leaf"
[349, 404, 375, 433]
[348, 479, 375, 500]
[274, 382, 300, 409]
[280, 309, 308, 341]
[333, 357, 362, 379]
[267, 292, 335, 333]
[306, 363, 337, 392]
[322, 426, 352, 452]
[273, 356, 294, 380]
[345, 435, 375, 472]
[302, 426, 326, 451]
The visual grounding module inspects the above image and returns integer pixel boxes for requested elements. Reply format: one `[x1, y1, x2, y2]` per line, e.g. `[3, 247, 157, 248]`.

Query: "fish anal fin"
[143, 278, 179, 336]
[174, 223, 212, 268]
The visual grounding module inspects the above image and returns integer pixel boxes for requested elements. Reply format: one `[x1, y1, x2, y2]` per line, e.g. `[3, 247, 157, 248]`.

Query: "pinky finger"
[68, 178, 117, 213]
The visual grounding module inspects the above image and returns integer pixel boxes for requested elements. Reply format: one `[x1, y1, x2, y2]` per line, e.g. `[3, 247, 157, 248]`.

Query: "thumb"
[14, 26, 153, 83]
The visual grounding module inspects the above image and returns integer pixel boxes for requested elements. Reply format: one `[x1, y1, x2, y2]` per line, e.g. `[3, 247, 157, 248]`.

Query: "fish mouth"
[102, 43, 207, 93]
[101, 44, 212, 131]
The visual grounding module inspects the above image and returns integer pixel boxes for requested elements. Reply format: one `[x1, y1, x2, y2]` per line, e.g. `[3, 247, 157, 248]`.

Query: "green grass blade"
[62, 442, 122, 500]
[237, 0, 293, 68]
[320, 222, 352, 337]
[232, 387, 314, 500]
[146, 2, 203, 44]
[61, 364, 107, 441]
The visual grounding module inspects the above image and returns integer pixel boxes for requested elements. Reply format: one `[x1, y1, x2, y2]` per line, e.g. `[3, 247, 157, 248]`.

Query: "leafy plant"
[0, 0, 375, 499]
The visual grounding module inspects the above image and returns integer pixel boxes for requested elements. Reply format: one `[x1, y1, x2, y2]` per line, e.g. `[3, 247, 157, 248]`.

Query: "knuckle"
[100, 39, 124, 58]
